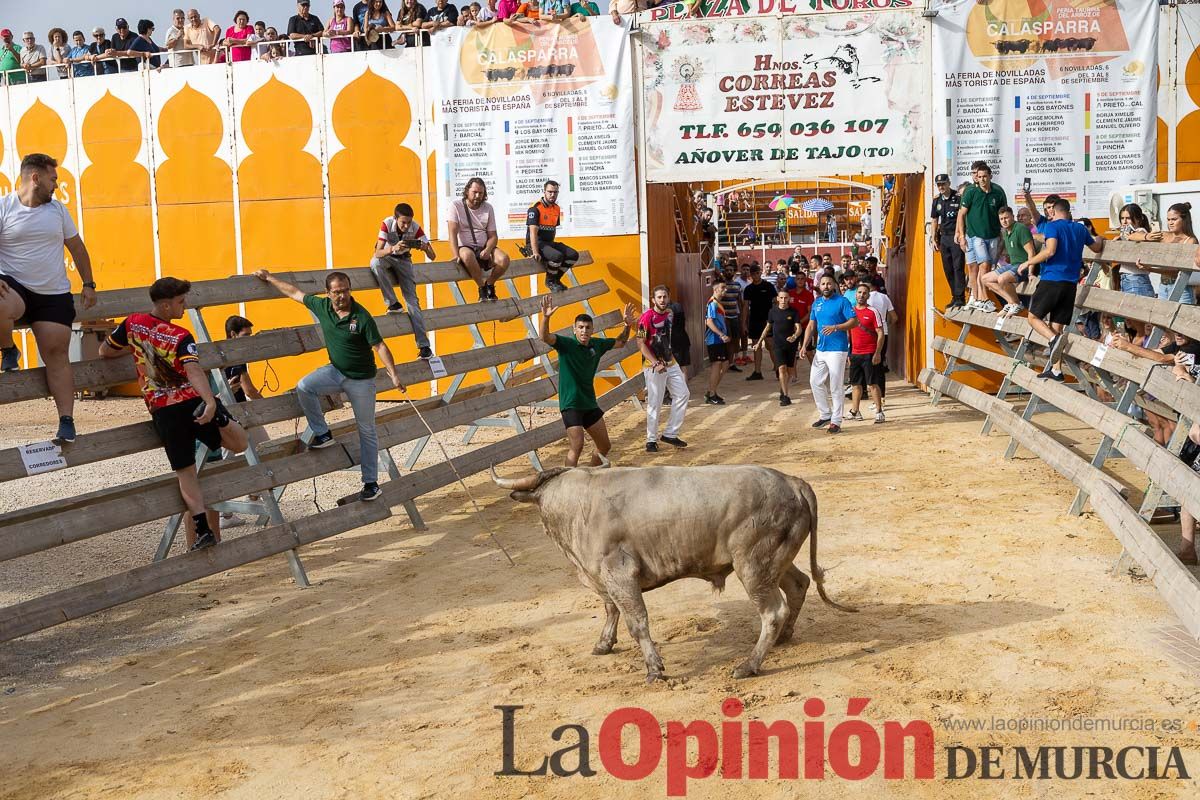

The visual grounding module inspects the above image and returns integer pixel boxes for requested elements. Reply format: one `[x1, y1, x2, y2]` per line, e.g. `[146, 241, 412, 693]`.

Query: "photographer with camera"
[524, 180, 578, 293]
[371, 202, 436, 359]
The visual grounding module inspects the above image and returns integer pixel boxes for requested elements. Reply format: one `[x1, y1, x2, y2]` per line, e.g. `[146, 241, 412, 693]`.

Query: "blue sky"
[3, 1, 314, 41]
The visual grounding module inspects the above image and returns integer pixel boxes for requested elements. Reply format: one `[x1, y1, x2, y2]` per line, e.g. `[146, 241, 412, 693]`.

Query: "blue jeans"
[1120, 272, 1156, 298]
[1159, 277, 1196, 305]
[296, 364, 379, 484]
[370, 255, 430, 349]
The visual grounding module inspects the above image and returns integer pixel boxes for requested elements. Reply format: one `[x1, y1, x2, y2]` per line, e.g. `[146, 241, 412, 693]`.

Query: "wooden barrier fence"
[927, 240, 1200, 641]
[0, 252, 647, 643]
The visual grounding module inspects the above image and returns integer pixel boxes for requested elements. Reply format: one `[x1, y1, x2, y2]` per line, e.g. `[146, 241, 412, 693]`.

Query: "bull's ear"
[510, 490, 538, 504]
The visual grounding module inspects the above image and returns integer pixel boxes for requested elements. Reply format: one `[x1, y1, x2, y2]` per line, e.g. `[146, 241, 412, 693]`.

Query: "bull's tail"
[793, 477, 858, 613]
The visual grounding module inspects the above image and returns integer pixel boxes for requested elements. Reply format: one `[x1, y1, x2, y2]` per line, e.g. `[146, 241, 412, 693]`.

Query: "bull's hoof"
[646, 671, 665, 684]
[592, 642, 615, 656]
[732, 662, 759, 679]
[775, 628, 795, 645]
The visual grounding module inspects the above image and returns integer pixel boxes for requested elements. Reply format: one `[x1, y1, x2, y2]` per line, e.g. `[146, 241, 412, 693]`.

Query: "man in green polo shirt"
[539, 294, 637, 467]
[981, 205, 1036, 317]
[954, 160, 1007, 310]
[255, 269, 403, 502]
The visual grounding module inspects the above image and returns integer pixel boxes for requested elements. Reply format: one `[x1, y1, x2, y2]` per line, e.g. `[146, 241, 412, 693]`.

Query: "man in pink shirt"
[637, 285, 689, 452]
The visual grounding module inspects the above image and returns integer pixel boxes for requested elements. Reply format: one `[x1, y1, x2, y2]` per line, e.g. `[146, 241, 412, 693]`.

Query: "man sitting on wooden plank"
[99, 277, 249, 551]
[255, 269, 403, 503]
[0, 153, 99, 444]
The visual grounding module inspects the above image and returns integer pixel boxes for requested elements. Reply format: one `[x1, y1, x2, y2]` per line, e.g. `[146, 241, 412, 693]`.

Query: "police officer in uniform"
[930, 173, 966, 310]
[526, 179, 579, 293]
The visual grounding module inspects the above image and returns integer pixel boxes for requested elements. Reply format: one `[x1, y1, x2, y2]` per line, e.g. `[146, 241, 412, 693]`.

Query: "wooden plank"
[1084, 240, 1199, 273]
[920, 369, 1200, 642]
[933, 337, 1200, 523]
[0, 376, 567, 561]
[1076, 285, 1200, 340]
[0, 371, 646, 643]
[0, 280, 606, 405]
[0, 336, 546, 484]
[72, 252, 594, 325]
[0, 499, 393, 643]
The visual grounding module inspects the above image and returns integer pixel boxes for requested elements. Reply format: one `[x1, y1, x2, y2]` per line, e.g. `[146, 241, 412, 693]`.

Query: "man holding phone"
[371, 202, 436, 359]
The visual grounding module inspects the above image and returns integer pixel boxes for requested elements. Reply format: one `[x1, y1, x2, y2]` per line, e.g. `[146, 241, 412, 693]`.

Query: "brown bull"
[491, 463, 855, 682]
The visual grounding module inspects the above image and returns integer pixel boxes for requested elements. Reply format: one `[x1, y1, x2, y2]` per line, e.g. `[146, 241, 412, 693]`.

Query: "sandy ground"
[2, 366, 1200, 799]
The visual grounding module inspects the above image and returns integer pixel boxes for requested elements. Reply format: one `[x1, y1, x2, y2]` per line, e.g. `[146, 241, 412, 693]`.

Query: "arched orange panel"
[0, 129, 11, 195]
[237, 76, 331, 394]
[80, 91, 155, 291]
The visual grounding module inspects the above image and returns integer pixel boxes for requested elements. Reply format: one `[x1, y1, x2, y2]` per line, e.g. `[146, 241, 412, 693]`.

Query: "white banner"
[639, 10, 928, 182]
[933, 0, 1158, 218]
[428, 18, 638, 240]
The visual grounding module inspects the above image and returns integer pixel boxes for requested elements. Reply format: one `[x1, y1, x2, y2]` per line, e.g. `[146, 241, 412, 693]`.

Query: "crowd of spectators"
[0, 0, 616, 81]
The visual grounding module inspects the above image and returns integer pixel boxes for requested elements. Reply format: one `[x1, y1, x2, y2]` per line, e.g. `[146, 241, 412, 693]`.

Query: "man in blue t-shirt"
[704, 278, 731, 405]
[1018, 197, 1105, 380]
[801, 275, 858, 433]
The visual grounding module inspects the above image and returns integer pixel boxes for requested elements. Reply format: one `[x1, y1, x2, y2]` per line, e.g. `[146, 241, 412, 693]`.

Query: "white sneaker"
[965, 299, 981, 309]
[979, 300, 997, 313]
[848, 410, 865, 421]
[219, 512, 248, 529]
[875, 411, 886, 424]
[1001, 303, 1022, 316]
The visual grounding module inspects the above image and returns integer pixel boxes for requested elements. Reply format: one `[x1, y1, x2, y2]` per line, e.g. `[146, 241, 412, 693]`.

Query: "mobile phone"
[401, 238, 422, 248]
[1022, 177, 1031, 193]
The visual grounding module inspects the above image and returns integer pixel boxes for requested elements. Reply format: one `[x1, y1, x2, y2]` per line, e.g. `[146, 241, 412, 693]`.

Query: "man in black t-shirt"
[742, 264, 778, 381]
[108, 18, 138, 73]
[752, 291, 802, 406]
[288, 1, 325, 56]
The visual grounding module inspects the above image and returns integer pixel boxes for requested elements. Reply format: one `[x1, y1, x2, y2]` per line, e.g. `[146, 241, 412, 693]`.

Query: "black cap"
[115, 17, 128, 27]
[935, 173, 950, 184]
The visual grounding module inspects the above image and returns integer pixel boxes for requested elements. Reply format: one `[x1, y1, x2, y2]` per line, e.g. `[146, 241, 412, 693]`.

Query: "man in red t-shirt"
[847, 282, 886, 424]
[637, 285, 689, 452]
[100, 277, 249, 551]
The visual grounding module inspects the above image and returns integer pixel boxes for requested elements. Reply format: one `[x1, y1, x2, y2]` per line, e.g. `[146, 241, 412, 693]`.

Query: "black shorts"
[772, 343, 798, 368]
[561, 407, 604, 430]
[724, 316, 742, 340]
[1, 274, 75, 327]
[707, 343, 728, 363]
[460, 244, 493, 267]
[1029, 279, 1077, 325]
[151, 397, 229, 471]
[747, 317, 768, 341]
[672, 347, 691, 368]
[849, 353, 884, 388]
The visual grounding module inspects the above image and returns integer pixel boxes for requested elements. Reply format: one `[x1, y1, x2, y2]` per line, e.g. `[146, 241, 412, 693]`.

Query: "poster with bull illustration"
[640, 9, 928, 182]
[428, 17, 638, 239]
[933, 0, 1158, 218]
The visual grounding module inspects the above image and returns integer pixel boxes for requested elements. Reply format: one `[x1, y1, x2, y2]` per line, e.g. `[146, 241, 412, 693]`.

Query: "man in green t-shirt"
[954, 160, 1007, 311]
[981, 206, 1036, 317]
[255, 269, 403, 502]
[540, 294, 636, 467]
[0, 30, 25, 85]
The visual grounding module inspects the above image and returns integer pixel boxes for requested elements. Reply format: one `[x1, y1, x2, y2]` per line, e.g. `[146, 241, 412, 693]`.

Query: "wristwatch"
[82, 281, 96, 289]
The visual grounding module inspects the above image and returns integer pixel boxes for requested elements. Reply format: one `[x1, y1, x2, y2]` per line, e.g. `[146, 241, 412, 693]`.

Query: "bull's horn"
[490, 465, 541, 491]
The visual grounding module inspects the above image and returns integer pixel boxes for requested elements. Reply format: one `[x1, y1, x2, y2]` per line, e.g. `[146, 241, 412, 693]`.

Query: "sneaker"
[875, 412, 886, 424]
[0, 345, 19, 372]
[646, 441, 659, 453]
[486, 284, 498, 301]
[55, 415, 76, 443]
[1001, 303, 1022, 316]
[704, 392, 725, 405]
[746, 372, 764, 381]
[943, 301, 959, 313]
[979, 300, 997, 313]
[478, 284, 489, 302]
[418, 346, 434, 359]
[386, 302, 405, 314]
[219, 512, 248, 529]
[1045, 332, 1067, 363]
[361, 482, 382, 502]
[728, 364, 743, 373]
[847, 410, 864, 421]
[660, 436, 687, 448]
[309, 431, 336, 449]
[827, 423, 841, 434]
[190, 530, 217, 551]
[811, 418, 830, 429]
[779, 395, 792, 407]
[1048, 371, 1066, 382]
[546, 276, 568, 293]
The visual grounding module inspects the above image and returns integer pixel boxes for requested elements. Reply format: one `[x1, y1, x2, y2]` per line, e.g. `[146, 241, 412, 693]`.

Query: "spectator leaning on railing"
[108, 18, 138, 72]
[426, 0, 460, 31]
[66, 31, 93, 77]
[224, 10, 256, 62]
[183, 9, 223, 64]
[124, 20, 166, 69]
[289, 0, 326, 55]
[0, 29, 24, 85]
[48, 28, 70, 79]
[88, 27, 114, 75]
[396, 0, 430, 46]
[361, 0, 395, 49]
[327, 1, 357, 53]
[19, 32, 47, 83]
[164, 9, 190, 67]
